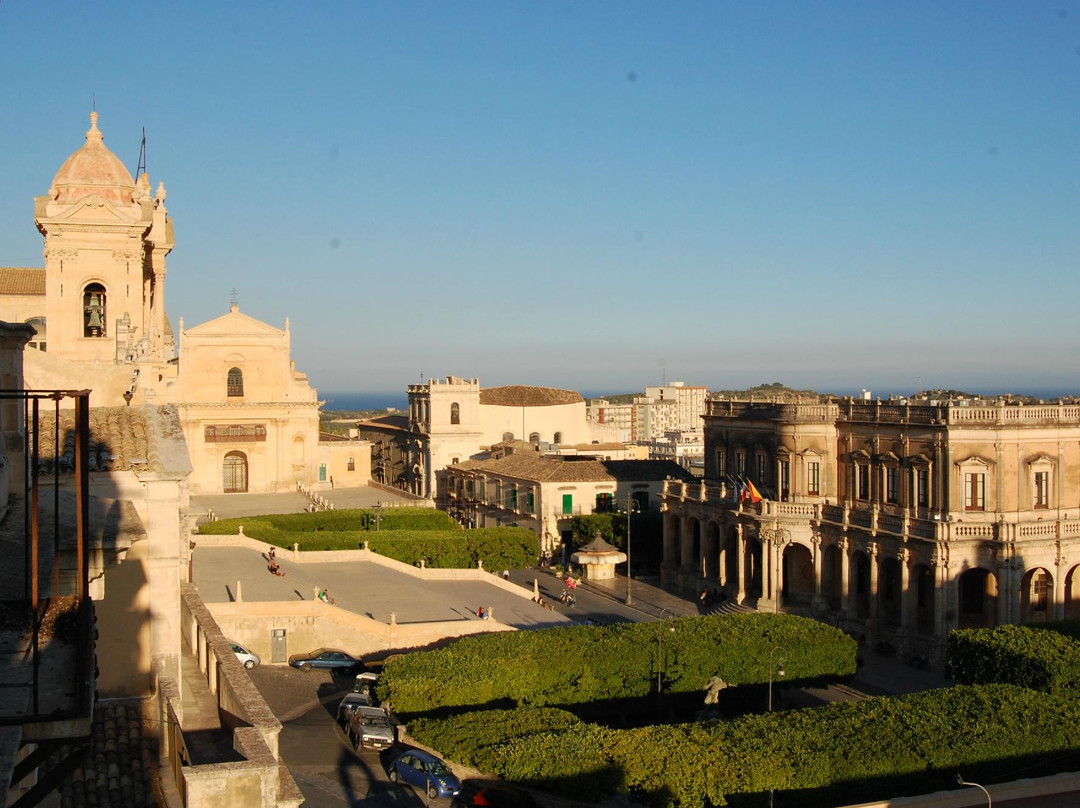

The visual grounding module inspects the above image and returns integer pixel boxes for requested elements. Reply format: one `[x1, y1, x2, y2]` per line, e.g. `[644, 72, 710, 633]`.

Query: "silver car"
[336, 692, 372, 727]
[347, 705, 395, 750]
[231, 642, 260, 669]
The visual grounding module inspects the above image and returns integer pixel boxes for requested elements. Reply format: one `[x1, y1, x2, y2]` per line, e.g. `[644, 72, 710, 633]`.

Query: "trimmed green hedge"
[198, 507, 456, 535]
[408, 685, 1080, 807]
[380, 613, 855, 714]
[197, 508, 537, 569]
[947, 624, 1080, 693]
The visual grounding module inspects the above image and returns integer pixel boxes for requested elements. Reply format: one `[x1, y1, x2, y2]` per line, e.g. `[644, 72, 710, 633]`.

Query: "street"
[249, 665, 455, 807]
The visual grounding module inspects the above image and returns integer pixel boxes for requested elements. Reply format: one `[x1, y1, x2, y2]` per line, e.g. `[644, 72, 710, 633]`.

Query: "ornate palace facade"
[660, 396, 1080, 663]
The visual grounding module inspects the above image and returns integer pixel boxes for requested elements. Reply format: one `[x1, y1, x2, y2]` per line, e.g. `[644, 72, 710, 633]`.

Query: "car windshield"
[428, 761, 451, 776]
[361, 716, 389, 726]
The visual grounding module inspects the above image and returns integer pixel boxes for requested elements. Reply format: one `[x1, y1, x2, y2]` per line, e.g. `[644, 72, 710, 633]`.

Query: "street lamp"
[623, 495, 640, 605]
[760, 522, 791, 614]
[656, 608, 676, 718]
[768, 645, 785, 713]
[956, 774, 991, 806]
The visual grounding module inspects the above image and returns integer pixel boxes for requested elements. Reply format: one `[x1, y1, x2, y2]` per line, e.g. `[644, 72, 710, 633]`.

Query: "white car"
[231, 642, 260, 669]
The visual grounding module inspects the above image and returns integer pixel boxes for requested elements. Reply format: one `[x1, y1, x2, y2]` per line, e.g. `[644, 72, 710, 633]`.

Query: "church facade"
[0, 111, 369, 494]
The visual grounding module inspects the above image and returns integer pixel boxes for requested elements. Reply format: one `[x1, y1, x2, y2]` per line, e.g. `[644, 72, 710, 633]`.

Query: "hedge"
[197, 507, 456, 535]
[947, 624, 1080, 693]
[197, 508, 537, 569]
[380, 612, 855, 715]
[408, 684, 1080, 807]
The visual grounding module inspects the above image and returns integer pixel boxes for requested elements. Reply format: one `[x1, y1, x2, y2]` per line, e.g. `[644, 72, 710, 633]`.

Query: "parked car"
[288, 648, 361, 673]
[346, 705, 395, 750]
[231, 642, 260, 669]
[335, 692, 372, 726]
[451, 780, 541, 808]
[353, 671, 379, 698]
[387, 749, 461, 799]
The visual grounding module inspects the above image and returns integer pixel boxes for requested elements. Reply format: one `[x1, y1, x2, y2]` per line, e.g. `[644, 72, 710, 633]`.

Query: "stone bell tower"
[33, 111, 175, 365]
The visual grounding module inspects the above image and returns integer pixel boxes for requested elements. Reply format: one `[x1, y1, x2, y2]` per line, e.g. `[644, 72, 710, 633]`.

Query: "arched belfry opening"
[83, 283, 107, 338]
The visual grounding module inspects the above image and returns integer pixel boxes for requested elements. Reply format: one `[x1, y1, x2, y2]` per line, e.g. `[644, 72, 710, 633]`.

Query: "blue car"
[387, 750, 461, 799]
[287, 648, 361, 673]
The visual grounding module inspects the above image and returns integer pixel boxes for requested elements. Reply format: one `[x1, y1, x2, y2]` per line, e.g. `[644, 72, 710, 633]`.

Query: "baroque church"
[0, 111, 369, 495]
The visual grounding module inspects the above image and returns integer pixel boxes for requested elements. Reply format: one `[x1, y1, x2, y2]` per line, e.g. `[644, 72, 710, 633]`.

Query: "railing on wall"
[0, 389, 95, 727]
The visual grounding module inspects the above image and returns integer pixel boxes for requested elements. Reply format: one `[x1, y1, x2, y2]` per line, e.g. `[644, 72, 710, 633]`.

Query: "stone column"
[839, 537, 851, 615]
[811, 535, 825, 612]
[1054, 544, 1067, 621]
[867, 541, 880, 622]
[736, 524, 747, 602]
[898, 546, 912, 633]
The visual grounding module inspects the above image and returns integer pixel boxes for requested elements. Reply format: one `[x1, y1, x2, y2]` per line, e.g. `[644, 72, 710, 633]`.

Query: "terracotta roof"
[454, 455, 694, 484]
[0, 267, 45, 295]
[480, 385, 583, 407]
[58, 700, 159, 808]
[37, 405, 187, 474]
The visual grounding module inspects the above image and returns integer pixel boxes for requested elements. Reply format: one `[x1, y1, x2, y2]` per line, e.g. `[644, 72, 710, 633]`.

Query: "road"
[250, 664, 455, 807]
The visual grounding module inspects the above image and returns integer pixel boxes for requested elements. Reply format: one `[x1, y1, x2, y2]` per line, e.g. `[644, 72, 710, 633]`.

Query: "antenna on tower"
[135, 127, 147, 178]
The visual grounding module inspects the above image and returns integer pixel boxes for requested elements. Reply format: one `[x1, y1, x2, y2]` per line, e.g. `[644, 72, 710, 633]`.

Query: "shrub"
[407, 685, 1080, 808]
[947, 624, 1080, 693]
[382, 612, 855, 715]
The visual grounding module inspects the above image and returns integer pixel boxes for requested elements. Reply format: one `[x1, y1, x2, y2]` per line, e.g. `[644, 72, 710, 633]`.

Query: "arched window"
[83, 283, 107, 338]
[25, 317, 46, 352]
[347, 457, 356, 471]
[553, 432, 563, 444]
[227, 367, 244, 397]
[450, 402, 460, 425]
[223, 451, 248, 493]
[529, 432, 540, 445]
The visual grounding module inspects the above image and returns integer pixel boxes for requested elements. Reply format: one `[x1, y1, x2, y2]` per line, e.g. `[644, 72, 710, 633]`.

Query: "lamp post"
[768, 645, 785, 713]
[956, 774, 991, 806]
[760, 522, 790, 614]
[767, 644, 786, 808]
[623, 495, 640, 605]
[656, 607, 675, 718]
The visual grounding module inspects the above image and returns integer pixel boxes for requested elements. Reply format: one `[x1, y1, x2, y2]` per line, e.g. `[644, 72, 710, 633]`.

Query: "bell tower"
[33, 112, 175, 364]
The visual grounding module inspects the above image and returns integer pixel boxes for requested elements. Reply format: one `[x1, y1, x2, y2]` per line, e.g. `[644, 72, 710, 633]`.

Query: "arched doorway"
[783, 543, 814, 608]
[723, 527, 740, 595]
[878, 556, 901, 627]
[223, 451, 248, 493]
[822, 544, 843, 612]
[705, 522, 721, 581]
[957, 568, 998, 629]
[851, 551, 871, 619]
[1065, 565, 1080, 619]
[689, 518, 701, 575]
[1020, 567, 1053, 623]
[914, 563, 935, 631]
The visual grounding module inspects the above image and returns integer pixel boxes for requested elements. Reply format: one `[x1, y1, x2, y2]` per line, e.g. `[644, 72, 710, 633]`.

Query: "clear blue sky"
[1, 2, 1077, 398]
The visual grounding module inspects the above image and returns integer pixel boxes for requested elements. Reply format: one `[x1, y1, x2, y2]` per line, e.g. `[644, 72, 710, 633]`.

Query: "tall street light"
[768, 645, 786, 808]
[768, 645, 785, 713]
[623, 495, 640, 605]
[656, 608, 675, 718]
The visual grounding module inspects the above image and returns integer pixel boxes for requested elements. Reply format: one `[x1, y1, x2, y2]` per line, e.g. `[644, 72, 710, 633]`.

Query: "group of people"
[267, 546, 284, 576]
[474, 606, 490, 620]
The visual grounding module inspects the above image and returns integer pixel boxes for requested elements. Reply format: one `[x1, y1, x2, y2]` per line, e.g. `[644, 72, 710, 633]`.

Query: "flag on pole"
[746, 479, 763, 504]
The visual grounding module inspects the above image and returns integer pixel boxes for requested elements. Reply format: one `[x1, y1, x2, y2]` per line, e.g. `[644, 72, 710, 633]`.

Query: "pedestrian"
[268, 546, 276, 562]
[502, 569, 510, 581]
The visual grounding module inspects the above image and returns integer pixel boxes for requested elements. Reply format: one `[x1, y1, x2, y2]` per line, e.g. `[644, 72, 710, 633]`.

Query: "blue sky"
[1, 2, 1077, 398]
